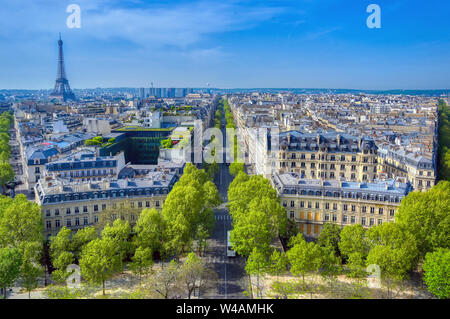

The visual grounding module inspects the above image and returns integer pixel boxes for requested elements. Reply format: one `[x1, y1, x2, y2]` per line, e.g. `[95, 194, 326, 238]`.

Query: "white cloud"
[0, 0, 285, 50]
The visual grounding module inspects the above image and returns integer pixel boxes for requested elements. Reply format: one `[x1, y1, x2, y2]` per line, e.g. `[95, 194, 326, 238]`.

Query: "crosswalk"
[202, 255, 244, 264]
[215, 215, 232, 221]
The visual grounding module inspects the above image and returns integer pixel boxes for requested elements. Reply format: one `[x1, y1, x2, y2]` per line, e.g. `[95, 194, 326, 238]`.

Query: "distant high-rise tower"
[50, 34, 76, 101]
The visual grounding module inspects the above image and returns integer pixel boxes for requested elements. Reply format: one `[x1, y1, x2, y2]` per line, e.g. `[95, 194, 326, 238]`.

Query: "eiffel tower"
[50, 34, 76, 101]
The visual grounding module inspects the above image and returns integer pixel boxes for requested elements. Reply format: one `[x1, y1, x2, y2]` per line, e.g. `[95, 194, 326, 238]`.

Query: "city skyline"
[0, 0, 449, 90]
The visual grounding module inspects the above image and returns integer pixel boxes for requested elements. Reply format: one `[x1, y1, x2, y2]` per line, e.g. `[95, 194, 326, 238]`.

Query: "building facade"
[35, 171, 177, 238]
[271, 131, 379, 182]
[272, 172, 411, 238]
[377, 145, 436, 191]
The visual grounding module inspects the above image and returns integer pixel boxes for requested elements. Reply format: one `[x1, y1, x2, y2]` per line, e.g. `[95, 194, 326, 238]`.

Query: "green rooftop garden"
[115, 126, 174, 132]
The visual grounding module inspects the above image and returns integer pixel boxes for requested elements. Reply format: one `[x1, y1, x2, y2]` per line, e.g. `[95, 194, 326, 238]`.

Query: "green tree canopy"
[317, 223, 341, 257]
[422, 248, 450, 299]
[0, 247, 22, 298]
[79, 237, 122, 295]
[395, 181, 450, 259]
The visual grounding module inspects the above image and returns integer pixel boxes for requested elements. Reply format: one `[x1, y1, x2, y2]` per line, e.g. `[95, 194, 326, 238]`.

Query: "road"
[201, 103, 249, 299]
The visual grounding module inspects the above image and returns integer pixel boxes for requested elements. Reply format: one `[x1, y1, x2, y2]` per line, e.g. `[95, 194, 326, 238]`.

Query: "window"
[282, 201, 287, 207]
[351, 205, 356, 212]
[131, 202, 135, 208]
[84, 217, 88, 225]
[138, 202, 143, 208]
[289, 211, 294, 219]
[362, 206, 367, 213]
[325, 203, 330, 210]
[300, 201, 304, 208]
[389, 209, 395, 217]
[55, 220, 60, 228]
[146, 201, 150, 208]
[102, 204, 106, 210]
[379, 208, 383, 215]
[156, 201, 160, 207]
[307, 202, 312, 208]
[66, 208, 71, 215]
[369, 218, 374, 226]
[370, 207, 375, 214]
[66, 219, 72, 227]
[75, 207, 79, 214]
[343, 215, 348, 223]
[46, 210, 51, 217]
[315, 202, 319, 209]
[378, 219, 382, 225]
[343, 204, 348, 211]
[112, 203, 117, 209]
[94, 216, 98, 223]
[351, 216, 356, 224]
[46, 221, 51, 229]
[55, 209, 60, 216]
[290, 201, 295, 208]
[361, 217, 366, 226]
[333, 203, 337, 210]
[325, 214, 330, 221]
[83, 206, 88, 213]
[75, 218, 80, 226]
[94, 205, 98, 212]
[332, 214, 337, 222]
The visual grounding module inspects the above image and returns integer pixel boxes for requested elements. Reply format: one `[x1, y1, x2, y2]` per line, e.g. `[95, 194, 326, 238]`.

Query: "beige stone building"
[274, 131, 378, 183]
[272, 173, 411, 238]
[35, 172, 176, 238]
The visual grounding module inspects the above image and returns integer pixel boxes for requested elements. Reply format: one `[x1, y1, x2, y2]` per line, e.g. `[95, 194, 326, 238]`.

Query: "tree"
[134, 208, 165, 254]
[338, 224, 369, 277]
[286, 234, 323, 285]
[230, 208, 272, 257]
[49, 227, 74, 283]
[228, 173, 288, 257]
[422, 248, 450, 299]
[148, 260, 180, 299]
[79, 238, 122, 295]
[366, 222, 418, 298]
[194, 225, 209, 257]
[245, 248, 270, 298]
[130, 246, 153, 287]
[0, 247, 22, 299]
[0, 161, 14, 191]
[101, 219, 133, 260]
[229, 162, 244, 176]
[395, 181, 450, 259]
[21, 241, 44, 299]
[71, 226, 98, 260]
[179, 252, 216, 299]
[317, 223, 341, 257]
[267, 250, 288, 278]
[162, 163, 220, 257]
[0, 194, 43, 248]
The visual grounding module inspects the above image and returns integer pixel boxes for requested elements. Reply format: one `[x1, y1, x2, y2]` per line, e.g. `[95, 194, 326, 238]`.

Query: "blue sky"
[0, 0, 449, 90]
